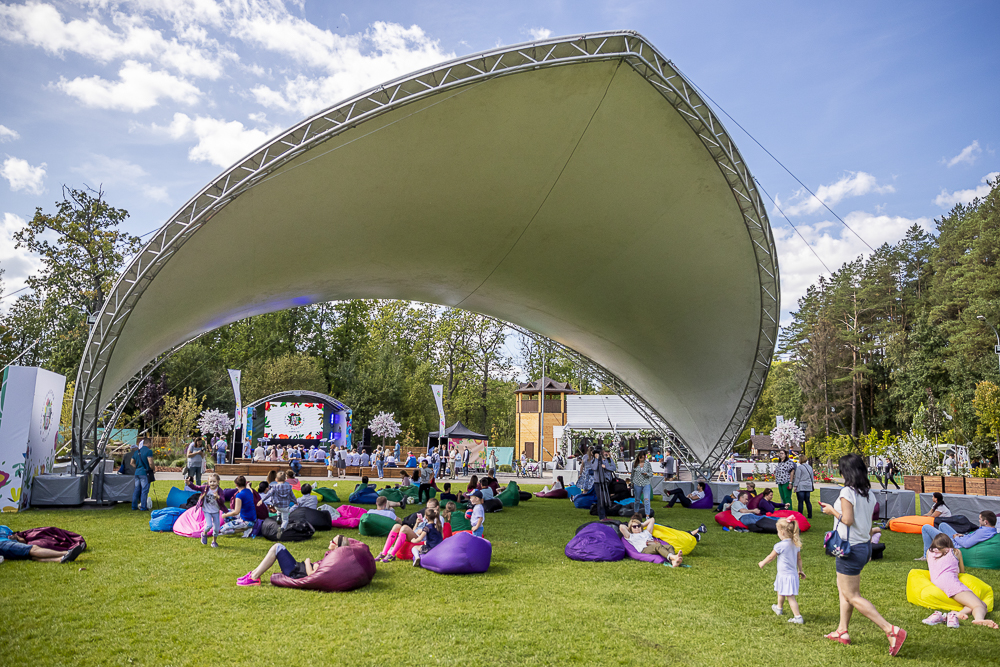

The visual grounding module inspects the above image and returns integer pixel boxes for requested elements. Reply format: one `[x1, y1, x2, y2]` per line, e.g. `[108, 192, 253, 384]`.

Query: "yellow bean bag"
[652, 524, 698, 555]
[889, 515, 933, 534]
[906, 569, 994, 612]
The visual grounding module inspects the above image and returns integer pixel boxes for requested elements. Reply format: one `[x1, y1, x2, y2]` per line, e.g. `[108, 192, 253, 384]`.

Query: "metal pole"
[978, 316, 1000, 463]
[539, 345, 546, 479]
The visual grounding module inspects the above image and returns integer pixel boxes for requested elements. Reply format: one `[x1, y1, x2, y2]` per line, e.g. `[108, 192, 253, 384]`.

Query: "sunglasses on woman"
[629, 523, 641, 530]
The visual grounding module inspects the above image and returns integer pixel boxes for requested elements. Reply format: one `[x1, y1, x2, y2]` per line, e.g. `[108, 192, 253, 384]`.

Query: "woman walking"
[792, 456, 814, 519]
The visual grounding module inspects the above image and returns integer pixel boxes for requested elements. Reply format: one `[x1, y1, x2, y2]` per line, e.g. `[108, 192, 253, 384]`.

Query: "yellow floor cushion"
[906, 569, 994, 612]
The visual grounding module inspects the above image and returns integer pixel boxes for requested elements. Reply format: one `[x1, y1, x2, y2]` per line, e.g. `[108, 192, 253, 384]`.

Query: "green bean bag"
[359, 512, 398, 537]
[401, 486, 420, 499]
[313, 487, 340, 503]
[962, 534, 1000, 570]
[449, 509, 473, 532]
[498, 482, 520, 507]
[378, 488, 403, 503]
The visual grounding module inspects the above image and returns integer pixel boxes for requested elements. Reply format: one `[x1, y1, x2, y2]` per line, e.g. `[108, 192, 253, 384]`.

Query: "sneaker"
[788, 615, 804, 624]
[772, 604, 784, 616]
[237, 572, 261, 587]
[923, 611, 946, 626]
[60, 545, 84, 563]
[201, 535, 208, 545]
[412, 552, 421, 568]
[698, 523, 707, 534]
[211, 541, 218, 548]
[694, 532, 701, 542]
[914, 556, 927, 561]
[947, 611, 960, 629]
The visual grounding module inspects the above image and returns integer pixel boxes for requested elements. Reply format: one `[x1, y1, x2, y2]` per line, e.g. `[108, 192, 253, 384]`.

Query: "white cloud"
[777, 171, 895, 217]
[774, 210, 933, 323]
[0, 212, 43, 301]
[0, 156, 46, 194]
[155, 112, 280, 167]
[945, 140, 981, 168]
[933, 171, 999, 209]
[55, 60, 201, 112]
[0, 125, 19, 142]
[527, 27, 552, 41]
[72, 154, 169, 202]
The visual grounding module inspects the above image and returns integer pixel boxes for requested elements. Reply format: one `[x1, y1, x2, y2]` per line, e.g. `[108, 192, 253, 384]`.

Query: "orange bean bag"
[889, 515, 933, 534]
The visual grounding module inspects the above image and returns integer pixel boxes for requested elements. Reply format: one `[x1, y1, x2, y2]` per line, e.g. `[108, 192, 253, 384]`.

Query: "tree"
[974, 380, 1000, 463]
[160, 387, 205, 453]
[241, 353, 328, 403]
[369, 411, 401, 448]
[197, 409, 234, 436]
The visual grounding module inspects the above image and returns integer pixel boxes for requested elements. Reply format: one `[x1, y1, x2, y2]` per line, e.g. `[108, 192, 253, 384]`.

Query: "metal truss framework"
[244, 391, 351, 412]
[72, 30, 779, 474]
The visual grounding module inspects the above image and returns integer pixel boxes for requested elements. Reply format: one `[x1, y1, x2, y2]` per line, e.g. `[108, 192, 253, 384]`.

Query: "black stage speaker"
[363, 428, 372, 453]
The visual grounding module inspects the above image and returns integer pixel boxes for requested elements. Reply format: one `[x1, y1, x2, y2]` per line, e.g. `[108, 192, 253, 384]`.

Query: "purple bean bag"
[420, 531, 492, 574]
[269, 538, 376, 592]
[535, 488, 569, 499]
[690, 486, 714, 510]
[621, 535, 666, 564]
[172, 506, 207, 537]
[565, 522, 626, 562]
[330, 505, 367, 529]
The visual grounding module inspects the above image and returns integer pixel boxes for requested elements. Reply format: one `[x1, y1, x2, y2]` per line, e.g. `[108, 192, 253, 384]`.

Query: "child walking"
[758, 517, 805, 624]
[922, 533, 999, 629]
[198, 473, 225, 548]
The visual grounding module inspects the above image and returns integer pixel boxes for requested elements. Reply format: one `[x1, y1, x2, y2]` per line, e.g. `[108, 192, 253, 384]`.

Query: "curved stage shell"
[72, 31, 779, 474]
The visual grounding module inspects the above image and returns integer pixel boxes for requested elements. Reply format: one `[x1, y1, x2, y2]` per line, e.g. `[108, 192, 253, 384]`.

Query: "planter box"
[986, 479, 1000, 497]
[965, 478, 987, 496]
[923, 476, 945, 494]
[903, 475, 923, 493]
[943, 477, 966, 495]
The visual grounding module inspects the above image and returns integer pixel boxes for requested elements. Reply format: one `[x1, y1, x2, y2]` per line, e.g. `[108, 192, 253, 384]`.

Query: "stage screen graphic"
[263, 402, 324, 439]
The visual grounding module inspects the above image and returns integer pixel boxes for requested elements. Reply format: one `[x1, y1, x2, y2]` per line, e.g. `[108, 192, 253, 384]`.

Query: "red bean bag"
[269, 538, 376, 592]
[769, 509, 811, 532]
[715, 510, 745, 530]
[535, 488, 569, 499]
[889, 515, 933, 534]
[329, 505, 366, 529]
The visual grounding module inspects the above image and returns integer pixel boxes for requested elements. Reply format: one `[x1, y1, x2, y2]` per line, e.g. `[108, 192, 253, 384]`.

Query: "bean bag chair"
[746, 517, 779, 534]
[651, 524, 698, 554]
[889, 515, 933, 534]
[519, 491, 532, 502]
[961, 534, 1000, 570]
[11, 527, 86, 552]
[378, 488, 404, 503]
[313, 487, 340, 503]
[769, 509, 812, 532]
[269, 538, 376, 592]
[483, 498, 504, 513]
[622, 536, 667, 564]
[421, 531, 492, 574]
[573, 489, 597, 509]
[871, 542, 886, 560]
[714, 511, 746, 530]
[330, 505, 367, 529]
[166, 487, 198, 508]
[906, 568, 994, 612]
[936, 515, 976, 534]
[450, 510, 472, 532]
[746, 494, 764, 511]
[288, 477, 301, 492]
[400, 485, 420, 499]
[279, 520, 316, 542]
[535, 488, 569, 499]
[150, 507, 186, 532]
[348, 487, 379, 505]
[566, 484, 581, 497]
[172, 506, 207, 538]
[290, 506, 333, 531]
[258, 517, 281, 541]
[575, 519, 625, 534]
[565, 522, 626, 562]
[690, 486, 714, 510]
[359, 512, 398, 537]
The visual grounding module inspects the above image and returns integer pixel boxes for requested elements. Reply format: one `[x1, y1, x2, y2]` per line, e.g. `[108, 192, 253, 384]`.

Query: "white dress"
[773, 539, 800, 596]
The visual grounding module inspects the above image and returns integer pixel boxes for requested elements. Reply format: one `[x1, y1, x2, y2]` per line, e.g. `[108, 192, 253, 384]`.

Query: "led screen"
[263, 402, 324, 439]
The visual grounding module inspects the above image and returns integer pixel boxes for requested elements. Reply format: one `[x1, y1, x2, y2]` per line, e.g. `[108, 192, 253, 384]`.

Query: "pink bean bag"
[330, 505, 367, 529]
[535, 488, 569, 499]
[714, 510, 746, 530]
[768, 509, 812, 532]
[269, 538, 376, 592]
[172, 506, 207, 537]
[621, 536, 666, 564]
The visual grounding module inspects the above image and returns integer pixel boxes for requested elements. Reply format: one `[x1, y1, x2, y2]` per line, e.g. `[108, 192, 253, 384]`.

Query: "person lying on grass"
[0, 534, 84, 563]
[238, 536, 349, 586]
[920, 533, 998, 629]
[619, 514, 687, 567]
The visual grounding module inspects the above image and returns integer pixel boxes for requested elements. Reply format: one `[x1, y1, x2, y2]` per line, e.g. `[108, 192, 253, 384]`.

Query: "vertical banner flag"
[431, 385, 446, 446]
[228, 369, 242, 431]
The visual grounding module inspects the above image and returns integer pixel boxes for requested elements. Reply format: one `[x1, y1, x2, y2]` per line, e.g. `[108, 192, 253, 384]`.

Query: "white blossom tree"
[887, 432, 939, 476]
[770, 421, 805, 452]
[369, 411, 402, 448]
[198, 408, 234, 437]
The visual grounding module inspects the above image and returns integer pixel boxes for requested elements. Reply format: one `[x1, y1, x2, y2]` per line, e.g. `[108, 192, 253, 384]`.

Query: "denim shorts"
[0, 539, 34, 559]
[835, 541, 872, 576]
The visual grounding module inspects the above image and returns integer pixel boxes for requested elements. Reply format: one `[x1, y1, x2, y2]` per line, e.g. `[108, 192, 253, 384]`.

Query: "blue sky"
[1, 1, 998, 325]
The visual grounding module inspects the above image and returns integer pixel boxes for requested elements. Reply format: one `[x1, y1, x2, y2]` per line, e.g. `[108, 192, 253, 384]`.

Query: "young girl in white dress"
[758, 517, 806, 624]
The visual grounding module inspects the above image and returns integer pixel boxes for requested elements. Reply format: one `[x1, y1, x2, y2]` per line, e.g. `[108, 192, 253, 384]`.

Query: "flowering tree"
[198, 408, 234, 436]
[369, 411, 402, 447]
[887, 432, 939, 475]
[770, 421, 805, 452]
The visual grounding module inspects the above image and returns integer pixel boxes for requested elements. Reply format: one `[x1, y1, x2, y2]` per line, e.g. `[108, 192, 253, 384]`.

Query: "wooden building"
[515, 378, 577, 462]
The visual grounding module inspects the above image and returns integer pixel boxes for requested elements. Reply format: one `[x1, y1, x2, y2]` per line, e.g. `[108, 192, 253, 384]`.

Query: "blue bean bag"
[421, 531, 492, 574]
[149, 507, 186, 532]
[166, 487, 198, 508]
[348, 485, 379, 505]
[565, 522, 626, 562]
[566, 485, 581, 497]
[573, 489, 597, 509]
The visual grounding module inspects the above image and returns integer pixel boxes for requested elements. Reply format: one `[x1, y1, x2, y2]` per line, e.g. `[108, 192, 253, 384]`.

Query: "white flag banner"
[228, 369, 242, 429]
[431, 384, 446, 441]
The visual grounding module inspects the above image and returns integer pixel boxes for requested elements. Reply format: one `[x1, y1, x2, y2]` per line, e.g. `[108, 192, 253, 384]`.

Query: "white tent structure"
[71, 31, 779, 478]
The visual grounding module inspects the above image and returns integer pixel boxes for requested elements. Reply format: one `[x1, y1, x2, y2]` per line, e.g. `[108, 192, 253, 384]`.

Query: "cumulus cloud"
[945, 140, 981, 168]
[72, 154, 169, 202]
[528, 27, 552, 41]
[0, 212, 43, 301]
[776, 171, 895, 217]
[933, 171, 999, 209]
[154, 112, 280, 167]
[55, 60, 201, 112]
[0, 125, 19, 142]
[0, 156, 46, 194]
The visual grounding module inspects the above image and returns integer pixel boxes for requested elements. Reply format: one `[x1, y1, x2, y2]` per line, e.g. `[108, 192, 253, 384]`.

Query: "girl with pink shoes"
[921, 533, 998, 630]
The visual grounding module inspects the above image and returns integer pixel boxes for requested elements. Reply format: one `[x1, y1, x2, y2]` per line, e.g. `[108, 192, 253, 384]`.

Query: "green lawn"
[2, 481, 998, 666]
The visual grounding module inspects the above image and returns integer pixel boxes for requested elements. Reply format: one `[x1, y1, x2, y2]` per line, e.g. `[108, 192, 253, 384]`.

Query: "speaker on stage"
[363, 428, 372, 453]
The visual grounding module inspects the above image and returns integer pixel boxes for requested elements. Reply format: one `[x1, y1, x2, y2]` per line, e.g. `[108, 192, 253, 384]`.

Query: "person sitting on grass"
[238, 536, 349, 586]
[920, 533, 999, 629]
[294, 484, 318, 510]
[717, 480, 758, 512]
[440, 483, 457, 502]
[728, 491, 764, 532]
[257, 481, 270, 496]
[618, 514, 684, 567]
[221, 476, 257, 535]
[370, 496, 402, 521]
[917, 511, 998, 561]
[411, 508, 444, 569]
[754, 488, 789, 514]
[663, 481, 708, 509]
[460, 475, 480, 503]
[923, 492, 951, 519]
[0, 532, 84, 563]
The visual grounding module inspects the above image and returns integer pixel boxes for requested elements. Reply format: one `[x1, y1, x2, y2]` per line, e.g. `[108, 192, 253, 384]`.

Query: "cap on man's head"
[130, 443, 139, 450]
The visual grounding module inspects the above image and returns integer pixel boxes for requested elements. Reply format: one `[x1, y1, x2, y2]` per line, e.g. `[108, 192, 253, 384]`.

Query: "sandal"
[824, 630, 850, 645]
[886, 626, 906, 656]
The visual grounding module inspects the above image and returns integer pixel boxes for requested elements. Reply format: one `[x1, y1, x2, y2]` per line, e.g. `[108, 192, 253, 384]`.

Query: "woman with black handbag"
[819, 454, 906, 656]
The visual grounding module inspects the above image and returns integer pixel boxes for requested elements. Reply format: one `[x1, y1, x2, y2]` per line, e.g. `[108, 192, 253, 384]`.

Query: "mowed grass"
[1, 481, 999, 667]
